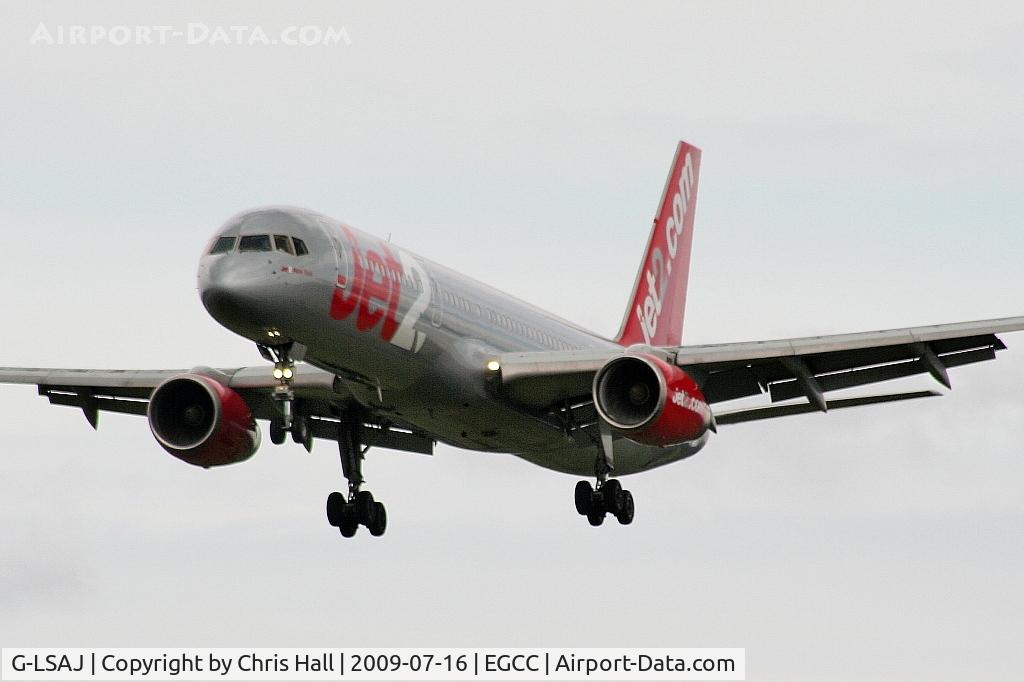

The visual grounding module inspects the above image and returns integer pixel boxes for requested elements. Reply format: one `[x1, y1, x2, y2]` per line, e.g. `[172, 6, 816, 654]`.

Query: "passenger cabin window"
[239, 235, 272, 252]
[274, 235, 296, 255]
[293, 238, 309, 256]
[208, 236, 236, 255]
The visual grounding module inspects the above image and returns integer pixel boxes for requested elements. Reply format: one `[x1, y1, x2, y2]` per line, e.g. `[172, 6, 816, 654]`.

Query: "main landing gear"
[325, 417, 387, 538]
[574, 421, 635, 526]
[574, 476, 635, 527]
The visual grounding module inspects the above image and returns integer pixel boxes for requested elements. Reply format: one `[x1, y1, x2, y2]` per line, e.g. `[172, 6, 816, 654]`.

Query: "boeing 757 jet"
[3, 142, 1021, 537]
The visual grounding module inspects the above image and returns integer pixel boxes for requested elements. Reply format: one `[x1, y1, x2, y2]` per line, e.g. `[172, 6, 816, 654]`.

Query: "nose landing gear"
[260, 342, 313, 452]
[325, 417, 387, 538]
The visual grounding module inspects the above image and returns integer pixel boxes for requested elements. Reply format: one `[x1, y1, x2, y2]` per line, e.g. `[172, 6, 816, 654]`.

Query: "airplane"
[2, 141, 1022, 538]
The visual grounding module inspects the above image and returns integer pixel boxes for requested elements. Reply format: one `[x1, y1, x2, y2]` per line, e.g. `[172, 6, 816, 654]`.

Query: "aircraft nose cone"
[199, 283, 243, 324]
[198, 257, 271, 332]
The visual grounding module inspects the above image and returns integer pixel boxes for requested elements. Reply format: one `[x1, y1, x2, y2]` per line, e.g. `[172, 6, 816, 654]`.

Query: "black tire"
[602, 479, 624, 515]
[339, 515, 358, 537]
[616, 490, 635, 525]
[355, 490, 376, 526]
[369, 502, 387, 537]
[326, 491, 345, 526]
[339, 503, 359, 537]
[574, 481, 593, 515]
[291, 415, 311, 449]
[587, 510, 605, 526]
[270, 420, 287, 445]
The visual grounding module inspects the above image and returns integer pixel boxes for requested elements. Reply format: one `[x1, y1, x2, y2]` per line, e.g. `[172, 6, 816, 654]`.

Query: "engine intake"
[593, 353, 710, 446]
[148, 374, 260, 467]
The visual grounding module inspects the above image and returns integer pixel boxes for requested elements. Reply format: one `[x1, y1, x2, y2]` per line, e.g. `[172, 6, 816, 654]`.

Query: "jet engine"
[593, 353, 711, 447]
[147, 374, 260, 467]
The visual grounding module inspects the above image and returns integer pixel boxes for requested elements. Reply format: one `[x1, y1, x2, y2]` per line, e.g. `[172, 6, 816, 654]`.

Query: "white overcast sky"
[1, 2, 1023, 680]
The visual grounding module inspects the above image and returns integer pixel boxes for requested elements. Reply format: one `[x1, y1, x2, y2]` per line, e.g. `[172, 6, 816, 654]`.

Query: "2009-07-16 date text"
[348, 653, 470, 674]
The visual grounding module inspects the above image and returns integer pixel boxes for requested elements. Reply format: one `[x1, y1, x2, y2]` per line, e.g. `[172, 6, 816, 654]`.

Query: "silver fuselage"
[198, 207, 707, 475]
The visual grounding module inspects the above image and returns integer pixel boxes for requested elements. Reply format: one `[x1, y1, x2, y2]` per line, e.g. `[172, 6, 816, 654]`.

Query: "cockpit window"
[274, 235, 296, 255]
[208, 236, 236, 255]
[293, 238, 309, 256]
[239, 234, 272, 252]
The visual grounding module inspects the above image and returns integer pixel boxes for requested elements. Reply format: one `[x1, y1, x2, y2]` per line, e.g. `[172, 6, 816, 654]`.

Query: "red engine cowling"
[147, 374, 260, 467]
[593, 353, 711, 447]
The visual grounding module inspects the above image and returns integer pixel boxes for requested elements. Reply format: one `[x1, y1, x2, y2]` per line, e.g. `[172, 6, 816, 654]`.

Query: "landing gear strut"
[260, 342, 312, 452]
[325, 417, 387, 538]
[574, 421, 635, 526]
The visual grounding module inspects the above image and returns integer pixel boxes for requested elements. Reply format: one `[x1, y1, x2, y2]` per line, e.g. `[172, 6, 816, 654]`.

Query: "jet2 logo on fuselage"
[330, 225, 429, 352]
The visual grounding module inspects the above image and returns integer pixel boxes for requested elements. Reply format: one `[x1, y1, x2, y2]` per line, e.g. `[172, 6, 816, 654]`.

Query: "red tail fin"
[615, 141, 701, 347]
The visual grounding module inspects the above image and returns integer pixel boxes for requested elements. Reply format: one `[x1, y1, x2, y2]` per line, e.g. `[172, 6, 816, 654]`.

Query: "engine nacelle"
[147, 374, 260, 468]
[593, 353, 711, 447]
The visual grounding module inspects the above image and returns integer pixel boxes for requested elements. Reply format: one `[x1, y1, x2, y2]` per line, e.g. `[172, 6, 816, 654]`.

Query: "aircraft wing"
[495, 316, 1024, 426]
[0, 364, 433, 454]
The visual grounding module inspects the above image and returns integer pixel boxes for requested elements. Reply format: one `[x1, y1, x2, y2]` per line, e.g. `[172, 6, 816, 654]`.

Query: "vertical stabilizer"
[615, 141, 701, 347]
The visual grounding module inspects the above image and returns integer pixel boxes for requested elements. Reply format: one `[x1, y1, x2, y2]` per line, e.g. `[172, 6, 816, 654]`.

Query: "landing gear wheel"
[369, 502, 387, 536]
[616, 490, 635, 525]
[339, 511, 358, 537]
[354, 490, 376, 525]
[270, 419, 287, 445]
[574, 481, 593, 515]
[291, 414, 312, 450]
[326, 491, 345, 526]
[587, 510, 605, 526]
[602, 479, 624, 515]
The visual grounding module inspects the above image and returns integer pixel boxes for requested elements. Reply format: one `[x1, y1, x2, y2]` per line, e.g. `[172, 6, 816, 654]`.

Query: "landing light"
[486, 360, 501, 372]
[272, 368, 284, 380]
[282, 367, 294, 380]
